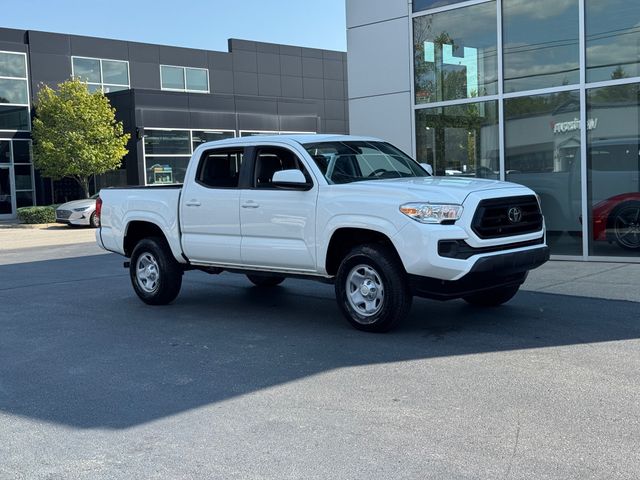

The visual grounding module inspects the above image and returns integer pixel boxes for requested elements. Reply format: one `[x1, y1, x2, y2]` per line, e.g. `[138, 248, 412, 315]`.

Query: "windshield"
[303, 141, 429, 184]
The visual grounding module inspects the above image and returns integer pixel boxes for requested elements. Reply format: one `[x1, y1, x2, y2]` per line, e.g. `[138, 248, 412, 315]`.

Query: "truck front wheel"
[335, 244, 412, 332]
[130, 237, 183, 305]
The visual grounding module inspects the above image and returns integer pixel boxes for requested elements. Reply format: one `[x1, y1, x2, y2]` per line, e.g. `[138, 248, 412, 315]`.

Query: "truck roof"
[196, 134, 384, 149]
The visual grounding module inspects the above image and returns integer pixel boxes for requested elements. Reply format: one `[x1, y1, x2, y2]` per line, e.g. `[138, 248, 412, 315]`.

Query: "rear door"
[239, 145, 318, 271]
[180, 147, 244, 264]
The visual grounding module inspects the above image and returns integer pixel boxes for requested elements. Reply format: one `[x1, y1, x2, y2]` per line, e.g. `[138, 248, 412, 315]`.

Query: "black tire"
[89, 211, 99, 228]
[609, 201, 640, 250]
[246, 274, 285, 287]
[130, 237, 183, 305]
[335, 243, 412, 333]
[463, 284, 520, 307]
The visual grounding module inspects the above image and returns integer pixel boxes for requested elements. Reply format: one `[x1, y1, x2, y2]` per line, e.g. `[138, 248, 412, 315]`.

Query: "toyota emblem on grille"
[508, 207, 523, 223]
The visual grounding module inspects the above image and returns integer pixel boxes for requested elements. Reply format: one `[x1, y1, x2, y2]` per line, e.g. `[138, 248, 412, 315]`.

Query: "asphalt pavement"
[0, 242, 639, 479]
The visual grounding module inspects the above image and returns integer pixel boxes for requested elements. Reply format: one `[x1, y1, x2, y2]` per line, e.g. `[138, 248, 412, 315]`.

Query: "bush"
[16, 206, 56, 224]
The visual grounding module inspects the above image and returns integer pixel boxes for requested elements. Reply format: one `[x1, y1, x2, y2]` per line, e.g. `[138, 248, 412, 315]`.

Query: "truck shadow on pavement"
[0, 253, 638, 429]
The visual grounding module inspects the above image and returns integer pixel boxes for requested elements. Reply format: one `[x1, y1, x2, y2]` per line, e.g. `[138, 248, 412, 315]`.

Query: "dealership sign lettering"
[551, 118, 598, 134]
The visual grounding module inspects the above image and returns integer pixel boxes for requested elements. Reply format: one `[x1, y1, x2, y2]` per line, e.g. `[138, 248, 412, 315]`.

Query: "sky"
[2, 0, 347, 52]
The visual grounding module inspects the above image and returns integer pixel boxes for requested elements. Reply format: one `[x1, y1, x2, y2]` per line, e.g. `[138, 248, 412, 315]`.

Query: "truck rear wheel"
[246, 274, 285, 287]
[335, 244, 412, 333]
[130, 237, 183, 305]
[463, 284, 520, 307]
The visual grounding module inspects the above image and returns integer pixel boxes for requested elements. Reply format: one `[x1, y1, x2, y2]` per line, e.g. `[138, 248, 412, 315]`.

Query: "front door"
[240, 146, 317, 272]
[0, 166, 14, 218]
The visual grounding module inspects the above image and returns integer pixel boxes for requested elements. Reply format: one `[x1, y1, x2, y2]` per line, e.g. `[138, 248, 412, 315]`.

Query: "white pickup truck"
[96, 135, 549, 332]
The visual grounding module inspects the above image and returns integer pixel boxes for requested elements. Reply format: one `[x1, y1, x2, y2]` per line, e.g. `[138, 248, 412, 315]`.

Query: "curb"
[0, 223, 60, 229]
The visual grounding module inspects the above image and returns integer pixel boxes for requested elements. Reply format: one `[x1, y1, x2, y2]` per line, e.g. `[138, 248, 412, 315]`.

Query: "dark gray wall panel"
[277, 100, 320, 116]
[28, 31, 70, 54]
[128, 43, 159, 63]
[279, 44, 301, 56]
[281, 76, 303, 98]
[323, 50, 344, 61]
[70, 35, 128, 59]
[279, 115, 318, 133]
[187, 93, 235, 112]
[134, 91, 189, 110]
[137, 108, 190, 128]
[0, 28, 26, 44]
[323, 59, 344, 81]
[208, 51, 233, 70]
[256, 42, 279, 54]
[210, 69, 234, 94]
[301, 47, 324, 59]
[233, 72, 258, 95]
[0, 42, 27, 53]
[302, 57, 324, 78]
[302, 77, 324, 99]
[237, 113, 278, 131]
[130, 62, 161, 89]
[28, 52, 71, 84]
[257, 53, 280, 75]
[324, 99, 346, 120]
[323, 80, 345, 100]
[280, 55, 302, 76]
[188, 111, 236, 130]
[325, 119, 347, 134]
[235, 97, 277, 115]
[258, 74, 281, 97]
[159, 46, 207, 67]
[232, 50, 257, 73]
[228, 39, 256, 52]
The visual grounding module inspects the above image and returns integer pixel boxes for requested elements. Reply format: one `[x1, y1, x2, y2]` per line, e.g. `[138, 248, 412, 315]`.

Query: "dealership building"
[0, 28, 347, 216]
[347, 0, 640, 261]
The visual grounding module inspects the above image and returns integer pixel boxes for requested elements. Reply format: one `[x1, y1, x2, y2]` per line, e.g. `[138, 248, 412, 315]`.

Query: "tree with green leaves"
[32, 78, 130, 198]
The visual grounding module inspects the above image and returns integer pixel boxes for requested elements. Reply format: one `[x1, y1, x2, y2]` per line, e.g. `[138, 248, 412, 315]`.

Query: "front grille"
[438, 237, 545, 260]
[472, 195, 542, 239]
[56, 210, 72, 219]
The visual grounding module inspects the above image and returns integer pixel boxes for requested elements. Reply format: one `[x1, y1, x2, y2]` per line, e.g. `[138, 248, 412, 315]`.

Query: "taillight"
[95, 196, 102, 223]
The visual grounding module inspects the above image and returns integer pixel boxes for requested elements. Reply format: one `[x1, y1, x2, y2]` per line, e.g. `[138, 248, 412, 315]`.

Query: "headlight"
[399, 203, 463, 224]
[73, 206, 90, 212]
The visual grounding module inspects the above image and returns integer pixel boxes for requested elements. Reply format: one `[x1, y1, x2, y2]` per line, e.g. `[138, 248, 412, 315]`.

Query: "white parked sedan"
[55, 194, 100, 227]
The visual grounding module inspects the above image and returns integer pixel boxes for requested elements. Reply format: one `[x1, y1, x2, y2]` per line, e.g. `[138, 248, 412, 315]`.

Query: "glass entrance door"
[0, 166, 14, 217]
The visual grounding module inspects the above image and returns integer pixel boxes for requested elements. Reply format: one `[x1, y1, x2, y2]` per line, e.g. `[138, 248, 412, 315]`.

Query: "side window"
[196, 148, 243, 188]
[254, 147, 311, 188]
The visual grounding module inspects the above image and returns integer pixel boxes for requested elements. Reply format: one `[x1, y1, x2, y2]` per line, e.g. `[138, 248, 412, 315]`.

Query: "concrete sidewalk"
[0, 223, 638, 303]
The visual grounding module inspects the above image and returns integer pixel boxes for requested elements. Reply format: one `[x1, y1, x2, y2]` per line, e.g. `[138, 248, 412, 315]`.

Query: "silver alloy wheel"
[346, 264, 385, 322]
[614, 205, 640, 249]
[136, 252, 160, 293]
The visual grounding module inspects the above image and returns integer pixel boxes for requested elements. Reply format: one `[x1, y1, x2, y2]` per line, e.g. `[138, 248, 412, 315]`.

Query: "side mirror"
[420, 163, 434, 176]
[271, 169, 312, 190]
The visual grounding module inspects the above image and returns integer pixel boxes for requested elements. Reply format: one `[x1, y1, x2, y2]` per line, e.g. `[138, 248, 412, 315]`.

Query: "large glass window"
[0, 106, 29, 131]
[587, 83, 640, 256]
[413, 1, 497, 104]
[160, 65, 209, 93]
[72, 57, 130, 94]
[503, 0, 579, 92]
[144, 129, 236, 185]
[413, 0, 471, 13]
[586, 1, 640, 83]
[415, 100, 499, 178]
[0, 51, 29, 131]
[0, 52, 27, 78]
[144, 129, 191, 155]
[505, 91, 582, 255]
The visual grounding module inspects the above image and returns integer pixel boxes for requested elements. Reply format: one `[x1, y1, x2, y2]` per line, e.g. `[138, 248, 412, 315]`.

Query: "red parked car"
[592, 193, 640, 250]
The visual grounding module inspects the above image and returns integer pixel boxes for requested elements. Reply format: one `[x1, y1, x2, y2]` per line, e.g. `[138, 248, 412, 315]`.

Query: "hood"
[350, 176, 528, 204]
[57, 198, 96, 210]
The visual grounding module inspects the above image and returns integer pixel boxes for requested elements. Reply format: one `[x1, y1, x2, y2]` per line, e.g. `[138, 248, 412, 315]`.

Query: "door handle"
[241, 201, 259, 209]
[185, 200, 201, 207]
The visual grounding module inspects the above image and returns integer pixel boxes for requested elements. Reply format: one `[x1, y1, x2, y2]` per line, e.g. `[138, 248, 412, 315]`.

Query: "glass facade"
[160, 65, 209, 93]
[0, 51, 29, 132]
[413, 0, 640, 259]
[144, 129, 235, 185]
[72, 56, 130, 94]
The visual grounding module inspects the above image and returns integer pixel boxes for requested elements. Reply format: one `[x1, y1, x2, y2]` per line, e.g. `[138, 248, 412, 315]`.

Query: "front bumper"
[56, 211, 91, 226]
[408, 245, 550, 300]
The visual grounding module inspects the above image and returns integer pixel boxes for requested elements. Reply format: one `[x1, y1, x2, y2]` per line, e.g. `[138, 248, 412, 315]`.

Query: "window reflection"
[586, 1, 640, 82]
[505, 91, 582, 255]
[503, 0, 579, 92]
[413, 2, 497, 104]
[415, 101, 499, 178]
[587, 83, 640, 256]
